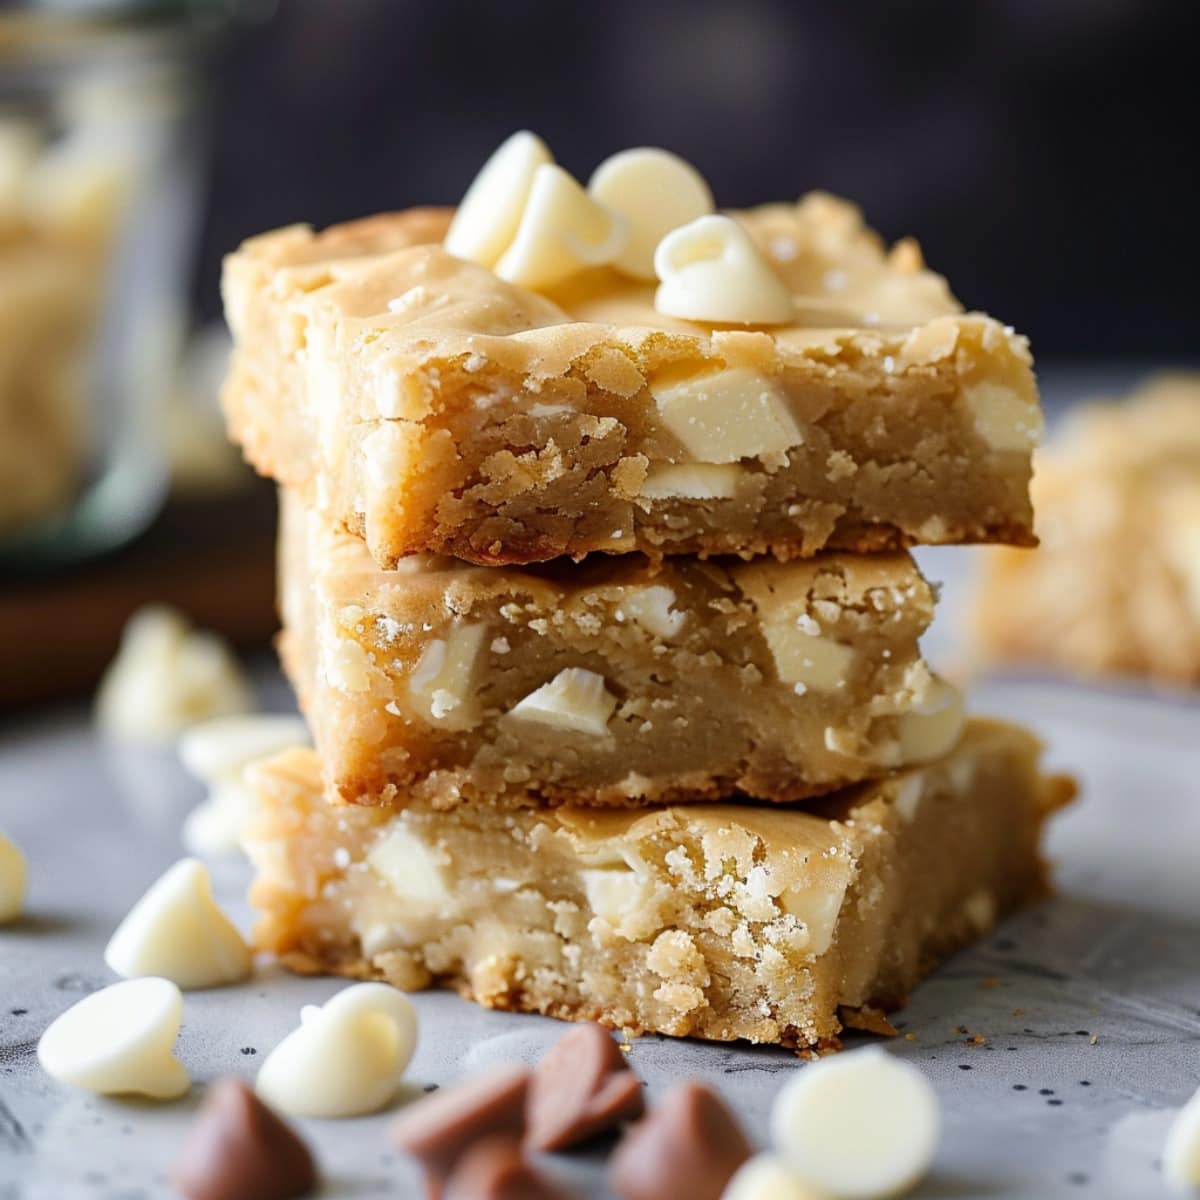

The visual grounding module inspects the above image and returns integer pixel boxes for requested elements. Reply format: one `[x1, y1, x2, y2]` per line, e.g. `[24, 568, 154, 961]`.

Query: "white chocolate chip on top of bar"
[495, 164, 627, 290]
[652, 368, 802, 464]
[443, 130, 552, 268]
[508, 667, 617, 737]
[964, 381, 1044, 451]
[588, 147, 714, 280]
[654, 214, 793, 325]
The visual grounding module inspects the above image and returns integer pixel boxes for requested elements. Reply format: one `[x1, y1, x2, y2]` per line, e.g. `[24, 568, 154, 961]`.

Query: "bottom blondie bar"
[245, 721, 1070, 1049]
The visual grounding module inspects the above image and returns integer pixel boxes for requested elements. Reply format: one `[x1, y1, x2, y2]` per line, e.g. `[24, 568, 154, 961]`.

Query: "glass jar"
[0, 1, 230, 569]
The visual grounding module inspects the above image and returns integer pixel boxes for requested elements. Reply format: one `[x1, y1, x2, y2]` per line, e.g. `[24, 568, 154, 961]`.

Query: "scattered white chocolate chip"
[37, 978, 189, 1100]
[762, 625, 856, 693]
[723, 1153, 832, 1200]
[621, 586, 686, 639]
[896, 676, 965, 765]
[508, 667, 618, 737]
[587, 147, 714, 280]
[654, 214, 793, 325]
[653, 368, 801, 464]
[104, 858, 252, 989]
[1165, 1084, 1200, 1193]
[95, 606, 253, 743]
[0, 831, 28, 923]
[770, 1046, 940, 1199]
[408, 623, 487, 730]
[495, 163, 627, 289]
[443, 130, 553, 267]
[179, 714, 310, 855]
[963, 381, 1043, 452]
[640, 462, 743, 500]
[256, 982, 417, 1118]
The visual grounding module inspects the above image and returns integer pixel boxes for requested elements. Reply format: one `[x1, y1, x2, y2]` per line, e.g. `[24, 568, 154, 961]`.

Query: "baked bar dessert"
[244, 719, 1074, 1050]
[223, 194, 1040, 568]
[973, 374, 1200, 685]
[279, 489, 958, 808]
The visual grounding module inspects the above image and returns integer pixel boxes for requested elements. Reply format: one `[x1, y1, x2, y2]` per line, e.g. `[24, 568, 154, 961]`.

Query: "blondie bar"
[244, 720, 1073, 1049]
[280, 490, 955, 808]
[224, 194, 1039, 567]
[973, 374, 1200, 685]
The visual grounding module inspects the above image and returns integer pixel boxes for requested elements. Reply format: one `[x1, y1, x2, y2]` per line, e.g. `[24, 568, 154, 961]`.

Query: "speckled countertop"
[3, 369, 1200, 1199]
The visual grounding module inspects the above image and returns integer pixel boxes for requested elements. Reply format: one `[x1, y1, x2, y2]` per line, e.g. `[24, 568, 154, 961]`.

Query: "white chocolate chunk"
[762, 623, 856, 692]
[964, 381, 1043, 451]
[655, 214, 793, 325]
[323, 637, 373, 693]
[587, 147, 714, 280]
[1165, 1084, 1200, 1193]
[621, 585, 686, 639]
[777, 878, 847, 957]
[95, 606, 253, 742]
[723, 1154, 832, 1200]
[508, 667, 617, 737]
[770, 1046, 941, 1199]
[104, 859, 251, 989]
[408, 623, 486, 730]
[0, 831, 28, 924]
[367, 825, 450, 905]
[896, 676, 965, 765]
[256, 982, 417, 1118]
[37, 978, 189, 1100]
[444, 130, 553, 267]
[582, 867, 652, 933]
[653, 368, 801, 464]
[640, 462, 743, 500]
[495, 163, 627, 289]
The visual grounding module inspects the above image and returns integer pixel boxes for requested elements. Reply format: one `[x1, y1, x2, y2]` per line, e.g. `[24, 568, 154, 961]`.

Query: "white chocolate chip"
[777, 878, 847, 957]
[94, 606, 253, 743]
[654, 214, 793, 325]
[892, 775, 924, 823]
[640, 462, 743, 500]
[581, 867, 653, 935]
[964, 381, 1043, 451]
[408, 623, 486, 730]
[762, 624, 856, 693]
[621, 585, 686, 639]
[255, 982, 417, 1118]
[587, 147, 714, 280]
[443, 130, 553, 267]
[1165, 1085, 1200, 1193]
[0, 831, 28, 923]
[770, 1046, 941, 1199]
[367, 826, 450, 905]
[104, 859, 251, 989]
[653, 368, 801, 464]
[723, 1154, 832, 1200]
[508, 667, 617, 737]
[896, 676, 965, 765]
[37, 978, 189, 1100]
[323, 637, 373, 693]
[495, 163, 627, 289]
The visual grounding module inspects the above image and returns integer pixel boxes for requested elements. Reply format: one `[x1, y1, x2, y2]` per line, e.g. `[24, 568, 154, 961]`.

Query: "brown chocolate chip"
[391, 1063, 531, 1196]
[443, 1135, 575, 1200]
[526, 1023, 645, 1151]
[170, 1077, 317, 1200]
[609, 1081, 752, 1200]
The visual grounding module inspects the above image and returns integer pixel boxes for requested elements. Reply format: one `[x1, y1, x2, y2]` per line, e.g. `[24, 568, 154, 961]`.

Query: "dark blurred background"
[197, 0, 1199, 357]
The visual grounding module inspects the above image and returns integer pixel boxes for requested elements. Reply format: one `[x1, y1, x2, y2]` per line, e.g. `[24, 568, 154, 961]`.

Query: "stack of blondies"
[223, 136, 1071, 1051]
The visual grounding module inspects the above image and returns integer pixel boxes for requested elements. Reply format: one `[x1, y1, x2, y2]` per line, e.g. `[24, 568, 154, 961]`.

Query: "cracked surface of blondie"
[224, 195, 1039, 567]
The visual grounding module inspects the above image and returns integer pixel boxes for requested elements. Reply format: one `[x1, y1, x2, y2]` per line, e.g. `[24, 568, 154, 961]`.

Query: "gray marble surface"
[2, 365, 1200, 1199]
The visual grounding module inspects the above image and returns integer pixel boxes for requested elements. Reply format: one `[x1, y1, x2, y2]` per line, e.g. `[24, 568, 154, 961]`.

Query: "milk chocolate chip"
[391, 1063, 531, 1195]
[171, 1077, 317, 1200]
[526, 1023, 645, 1151]
[609, 1081, 752, 1200]
[444, 1135, 574, 1200]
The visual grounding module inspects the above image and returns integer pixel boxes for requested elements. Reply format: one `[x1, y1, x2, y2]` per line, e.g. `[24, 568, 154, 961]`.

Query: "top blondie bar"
[223, 136, 1040, 567]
